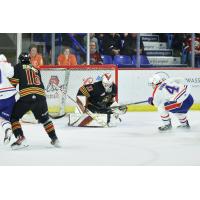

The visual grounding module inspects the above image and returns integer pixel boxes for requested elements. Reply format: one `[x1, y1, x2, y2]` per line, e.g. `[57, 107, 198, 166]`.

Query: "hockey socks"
[11, 121, 24, 138]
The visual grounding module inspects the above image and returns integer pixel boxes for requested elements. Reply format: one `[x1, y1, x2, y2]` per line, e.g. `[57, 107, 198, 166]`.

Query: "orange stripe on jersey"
[152, 85, 159, 98]
[165, 102, 182, 111]
[20, 87, 45, 97]
[80, 86, 90, 97]
[0, 86, 15, 91]
[9, 78, 19, 85]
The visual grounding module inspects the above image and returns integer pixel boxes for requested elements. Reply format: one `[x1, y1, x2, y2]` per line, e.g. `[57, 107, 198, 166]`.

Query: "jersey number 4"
[165, 85, 179, 94]
[25, 69, 41, 85]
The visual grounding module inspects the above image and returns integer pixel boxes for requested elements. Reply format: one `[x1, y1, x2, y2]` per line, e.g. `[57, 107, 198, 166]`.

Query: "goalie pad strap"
[78, 115, 93, 127]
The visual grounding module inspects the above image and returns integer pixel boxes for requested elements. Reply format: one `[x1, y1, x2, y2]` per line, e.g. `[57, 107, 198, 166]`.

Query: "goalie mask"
[102, 73, 113, 93]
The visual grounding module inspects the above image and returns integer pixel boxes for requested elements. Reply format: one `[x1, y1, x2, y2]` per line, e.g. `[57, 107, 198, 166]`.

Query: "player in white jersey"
[148, 74, 194, 131]
[0, 54, 17, 143]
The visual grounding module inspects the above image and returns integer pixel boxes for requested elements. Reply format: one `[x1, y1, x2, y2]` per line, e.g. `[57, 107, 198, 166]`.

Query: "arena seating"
[141, 34, 186, 67]
[101, 55, 113, 64]
[132, 55, 150, 65]
[32, 33, 189, 67]
[100, 55, 152, 67]
[113, 55, 132, 65]
[100, 34, 187, 67]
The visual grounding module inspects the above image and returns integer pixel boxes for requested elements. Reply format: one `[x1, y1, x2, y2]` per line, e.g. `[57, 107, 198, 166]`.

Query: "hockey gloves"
[148, 97, 154, 105]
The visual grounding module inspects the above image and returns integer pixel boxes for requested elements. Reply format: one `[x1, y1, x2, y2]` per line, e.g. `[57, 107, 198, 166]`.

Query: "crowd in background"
[22, 33, 200, 67]
[29, 33, 145, 66]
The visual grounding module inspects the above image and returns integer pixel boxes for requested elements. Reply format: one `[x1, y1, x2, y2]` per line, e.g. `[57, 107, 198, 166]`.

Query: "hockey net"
[39, 65, 118, 117]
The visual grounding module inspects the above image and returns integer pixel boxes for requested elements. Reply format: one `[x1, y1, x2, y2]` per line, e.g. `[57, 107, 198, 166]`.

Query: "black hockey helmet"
[18, 52, 30, 64]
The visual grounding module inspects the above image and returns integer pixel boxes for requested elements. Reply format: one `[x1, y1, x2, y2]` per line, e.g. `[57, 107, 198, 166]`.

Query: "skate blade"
[52, 143, 61, 148]
[158, 129, 173, 133]
[11, 144, 29, 150]
[51, 142, 61, 148]
[176, 126, 190, 130]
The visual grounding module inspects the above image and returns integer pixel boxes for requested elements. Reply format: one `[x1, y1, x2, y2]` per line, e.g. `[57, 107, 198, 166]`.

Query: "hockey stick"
[49, 113, 66, 119]
[67, 94, 108, 127]
[110, 100, 148, 110]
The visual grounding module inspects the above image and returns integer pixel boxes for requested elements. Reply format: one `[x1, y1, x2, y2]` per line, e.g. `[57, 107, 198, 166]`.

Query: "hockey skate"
[177, 120, 190, 129]
[4, 128, 12, 145]
[158, 124, 172, 132]
[51, 138, 61, 148]
[11, 135, 29, 150]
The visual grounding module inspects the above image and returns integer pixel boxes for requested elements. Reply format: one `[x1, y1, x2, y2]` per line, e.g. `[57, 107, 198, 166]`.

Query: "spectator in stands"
[90, 41, 103, 65]
[171, 33, 186, 57]
[121, 33, 144, 56]
[184, 34, 200, 55]
[102, 33, 121, 56]
[29, 44, 44, 68]
[57, 47, 77, 66]
[84, 33, 99, 52]
[183, 33, 200, 66]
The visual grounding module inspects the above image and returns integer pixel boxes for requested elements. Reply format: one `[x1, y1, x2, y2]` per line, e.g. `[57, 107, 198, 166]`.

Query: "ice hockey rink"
[0, 111, 200, 166]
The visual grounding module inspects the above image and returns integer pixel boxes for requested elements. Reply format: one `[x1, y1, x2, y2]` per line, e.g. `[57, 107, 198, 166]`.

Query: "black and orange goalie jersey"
[77, 81, 117, 110]
[10, 63, 45, 100]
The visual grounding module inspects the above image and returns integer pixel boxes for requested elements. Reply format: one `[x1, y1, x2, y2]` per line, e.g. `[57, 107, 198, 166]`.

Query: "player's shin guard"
[11, 120, 24, 138]
[159, 113, 172, 131]
[10, 120, 28, 149]
[43, 120, 60, 147]
[174, 113, 190, 128]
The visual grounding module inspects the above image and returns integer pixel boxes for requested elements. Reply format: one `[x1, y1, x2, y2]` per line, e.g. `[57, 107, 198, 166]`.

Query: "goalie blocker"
[68, 73, 126, 127]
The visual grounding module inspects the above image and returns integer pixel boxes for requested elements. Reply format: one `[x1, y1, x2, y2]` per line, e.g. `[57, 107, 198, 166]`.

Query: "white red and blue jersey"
[152, 78, 193, 114]
[0, 61, 17, 99]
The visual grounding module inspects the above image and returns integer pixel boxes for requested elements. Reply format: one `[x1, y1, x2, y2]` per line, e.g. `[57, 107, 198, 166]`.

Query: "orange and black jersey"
[9, 63, 45, 99]
[77, 81, 117, 108]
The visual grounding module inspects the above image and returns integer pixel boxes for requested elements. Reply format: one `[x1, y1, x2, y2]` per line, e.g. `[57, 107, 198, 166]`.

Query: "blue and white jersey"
[0, 61, 17, 99]
[152, 77, 191, 114]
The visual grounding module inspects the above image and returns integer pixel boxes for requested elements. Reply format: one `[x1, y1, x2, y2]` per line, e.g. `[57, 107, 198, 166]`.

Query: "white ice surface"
[0, 111, 200, 166]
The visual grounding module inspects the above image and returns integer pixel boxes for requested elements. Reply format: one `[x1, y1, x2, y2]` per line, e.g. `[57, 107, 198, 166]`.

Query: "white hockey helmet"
[149, 74, 166, 88]
[0, 54, 7, 62]
[102, 73, 113, 93]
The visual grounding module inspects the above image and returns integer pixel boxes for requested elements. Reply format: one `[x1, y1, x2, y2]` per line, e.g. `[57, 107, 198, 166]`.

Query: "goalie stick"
[49, 113, 66, 119]
[67, 94, 108, 127]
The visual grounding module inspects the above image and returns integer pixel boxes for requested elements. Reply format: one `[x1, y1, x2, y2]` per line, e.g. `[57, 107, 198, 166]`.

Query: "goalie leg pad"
[68, 113, 108, 127]
[68, 113, 120, 127]
[79, 116, 93, 127]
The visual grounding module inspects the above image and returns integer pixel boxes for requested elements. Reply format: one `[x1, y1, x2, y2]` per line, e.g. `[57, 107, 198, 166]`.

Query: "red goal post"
[39, 64, 118, 114]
